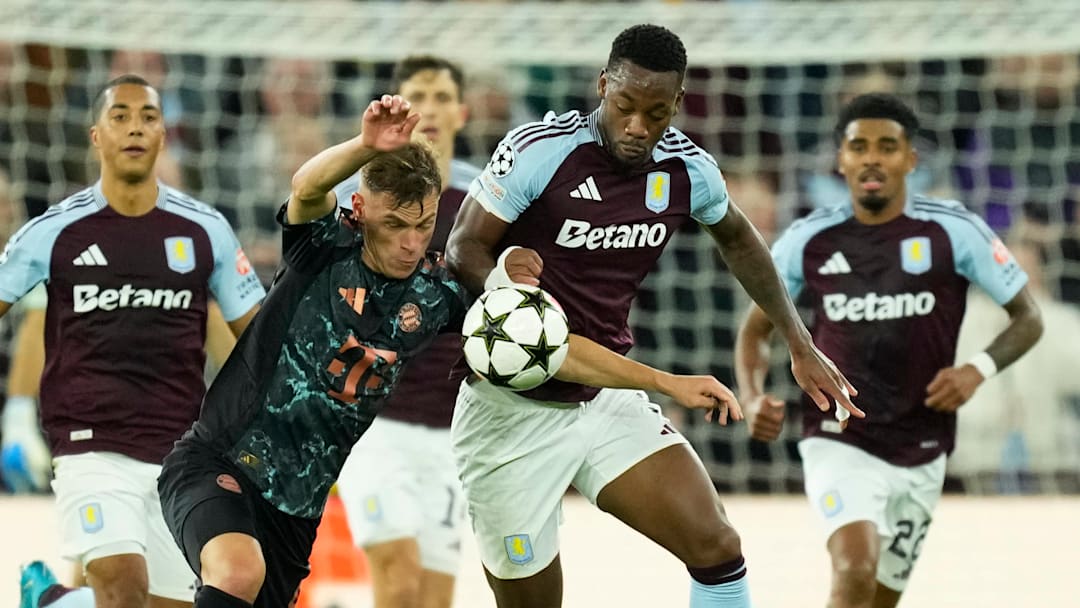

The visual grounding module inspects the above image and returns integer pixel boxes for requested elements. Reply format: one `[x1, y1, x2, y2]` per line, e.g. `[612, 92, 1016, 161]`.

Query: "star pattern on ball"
[484, 362, 518, 387]
[520, 329, 563, 372]
[515, 288, 550, 317]
[470, 307, 512, 352]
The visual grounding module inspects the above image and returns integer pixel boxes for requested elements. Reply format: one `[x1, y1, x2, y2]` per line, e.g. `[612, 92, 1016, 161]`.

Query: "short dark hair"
[835, 93, 920, 144]
[361, 141, 442, 208]
[607, 24, 687, 77]
[91, 74, 158, 122]
[391, 55, 465, 100]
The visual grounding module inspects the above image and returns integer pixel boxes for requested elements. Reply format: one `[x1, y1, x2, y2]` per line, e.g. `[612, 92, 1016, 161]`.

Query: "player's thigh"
[418, 568, 455, 608]
[145, 480, 199, 603]
[450, 378, 588, 580]
[52, 453, 151, 568]
[416, 424, 466, 576]
[249, 497, 320, 608]
[799, 438, 893, 543]
[582, 390, 729, 561]
[337, 418, 424, 548]
[875, 454, 945, 593]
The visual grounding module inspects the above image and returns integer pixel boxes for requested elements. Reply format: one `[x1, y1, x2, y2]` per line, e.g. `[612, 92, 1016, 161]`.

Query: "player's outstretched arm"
[1, 305, 50, 492]
[734, 303, 788, 441]
[287, 94, 420, 225]
[555, 335, 742, 425]
[704, 203, 862, 419]
[925, 286, 1043, 411]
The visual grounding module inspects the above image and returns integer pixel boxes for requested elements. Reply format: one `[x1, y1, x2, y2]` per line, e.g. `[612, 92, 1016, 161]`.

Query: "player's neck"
[437, 147, 453, 193]
[851, 193, 906, 225]
[99, 172, 159, 217]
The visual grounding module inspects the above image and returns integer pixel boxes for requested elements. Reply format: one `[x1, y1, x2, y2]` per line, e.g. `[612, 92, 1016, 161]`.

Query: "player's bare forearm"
[446, 197, 507, 294]
[556, 335, 667, 391]
[734, 303, 775, 401]
[981, 287, 1044, 372]
[705, 206, 811, 352]
[288, 136, 379, 224]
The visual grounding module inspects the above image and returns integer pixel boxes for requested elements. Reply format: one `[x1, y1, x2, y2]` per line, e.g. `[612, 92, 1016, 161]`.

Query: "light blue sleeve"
[769, 226, 806, 300]
[0, 220, 55, 302]
[938, 211, 1028, 305]
[685, 152, 730, 225]
[333, 173, 361, 209]
[205, 217, 266, 321]
[469, 114, 591, 222]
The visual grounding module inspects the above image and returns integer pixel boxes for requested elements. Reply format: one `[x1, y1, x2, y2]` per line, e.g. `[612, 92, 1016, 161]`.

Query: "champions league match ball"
[461, 284, 570, 391]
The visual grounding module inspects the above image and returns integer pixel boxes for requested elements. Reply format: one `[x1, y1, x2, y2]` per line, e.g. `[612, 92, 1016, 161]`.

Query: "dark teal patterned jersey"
[184, 206, 469, 518]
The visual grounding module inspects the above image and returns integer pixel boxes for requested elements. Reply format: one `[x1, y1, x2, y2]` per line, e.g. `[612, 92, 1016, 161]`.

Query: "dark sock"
[687, 555, 748, 585]
[195, 586, 254, 608]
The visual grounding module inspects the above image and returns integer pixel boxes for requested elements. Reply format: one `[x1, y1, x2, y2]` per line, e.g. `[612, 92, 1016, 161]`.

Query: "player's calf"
[365, 539, 424, 608]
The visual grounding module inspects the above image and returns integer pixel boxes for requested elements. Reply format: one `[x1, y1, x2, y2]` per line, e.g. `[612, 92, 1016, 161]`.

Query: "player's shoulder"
[12, 186, 102, 241]
[782, 204, 853, 242]
[160, 186, 235, 232]
[448, 158, 482, 191]
[496, 110, 595, 165]
[908, 195, 995, 239]
[654, 126, 718, 168]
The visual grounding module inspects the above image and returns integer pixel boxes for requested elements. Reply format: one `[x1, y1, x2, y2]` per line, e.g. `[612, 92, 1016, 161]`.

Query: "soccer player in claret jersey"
[332, 56, 477, 608]
[0, 75, 265, 608]
[734, 93, 1043, 608]
[156, 94, 741, 608]
[445, 24, 859, 608]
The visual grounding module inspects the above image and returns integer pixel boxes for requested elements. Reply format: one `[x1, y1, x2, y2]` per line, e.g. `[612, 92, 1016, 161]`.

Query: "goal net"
[2, 0, 1079, 494]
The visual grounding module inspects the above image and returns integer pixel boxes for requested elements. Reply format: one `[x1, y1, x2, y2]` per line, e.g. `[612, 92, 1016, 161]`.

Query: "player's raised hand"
[504, 247, 544, 286]
[745, 394, 786, 442]
[790, 344, 864, 419]
[662, 374, 742, 426]
[360, 94, 421, 152]
[924, 364, 983, 412]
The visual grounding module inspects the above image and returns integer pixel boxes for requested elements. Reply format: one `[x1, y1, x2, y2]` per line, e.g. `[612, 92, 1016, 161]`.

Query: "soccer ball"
[461, 284, 570, 391]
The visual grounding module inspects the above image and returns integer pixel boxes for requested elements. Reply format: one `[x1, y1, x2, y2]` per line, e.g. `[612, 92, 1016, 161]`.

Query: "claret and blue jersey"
[771, 195, 1028, 466]
[469, 109, 732, 403]
[0, 182, 264, 463]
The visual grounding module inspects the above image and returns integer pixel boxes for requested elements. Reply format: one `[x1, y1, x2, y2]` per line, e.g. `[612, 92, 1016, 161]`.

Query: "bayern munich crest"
[398, 302, 422, 333]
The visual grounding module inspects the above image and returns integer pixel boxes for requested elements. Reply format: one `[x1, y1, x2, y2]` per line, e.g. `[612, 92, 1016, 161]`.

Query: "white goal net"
[2, 0, 1079, 493]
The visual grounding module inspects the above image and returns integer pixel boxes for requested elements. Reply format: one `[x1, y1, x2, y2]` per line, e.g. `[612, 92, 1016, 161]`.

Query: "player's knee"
[370, 549, 423, 605]
[200, 535, 266, 602]
[86, 556, 149, 608]
[680, 522, 742, 567]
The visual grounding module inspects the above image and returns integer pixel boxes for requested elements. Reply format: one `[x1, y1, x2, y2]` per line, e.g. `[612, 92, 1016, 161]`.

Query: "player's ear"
[597, 68, 608, 99]
[89, 125, 99, 148]
[351, 191, 365, 220]
[456, 103, 469, 132]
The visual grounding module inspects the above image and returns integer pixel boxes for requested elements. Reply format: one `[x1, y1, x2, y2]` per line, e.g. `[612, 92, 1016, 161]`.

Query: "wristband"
[484, 246, 523, 291]
[966, 351, 998, 380]
[2, 395, 37, 427]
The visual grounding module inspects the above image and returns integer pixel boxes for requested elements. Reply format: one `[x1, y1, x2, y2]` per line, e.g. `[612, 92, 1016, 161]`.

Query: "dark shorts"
[158, 440, 320, 608]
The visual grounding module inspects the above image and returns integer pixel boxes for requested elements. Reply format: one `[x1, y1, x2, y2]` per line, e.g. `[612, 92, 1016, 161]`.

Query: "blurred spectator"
[726, 170, 779, 243]
[459, 66, 535, 162]
[218, 58, 342, 230]
[950, 224, 1080, 493]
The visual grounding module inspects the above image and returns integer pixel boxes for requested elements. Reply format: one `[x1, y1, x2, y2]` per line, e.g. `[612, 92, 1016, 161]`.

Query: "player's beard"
[857, 193, 891, 213]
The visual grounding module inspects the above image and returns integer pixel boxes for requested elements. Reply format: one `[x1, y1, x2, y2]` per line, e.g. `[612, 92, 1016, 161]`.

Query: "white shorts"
[451, 378, 687, 579]
[336, 417, 464, 576]
[51, 451, 197, 601]
[799, 437, 946, 592]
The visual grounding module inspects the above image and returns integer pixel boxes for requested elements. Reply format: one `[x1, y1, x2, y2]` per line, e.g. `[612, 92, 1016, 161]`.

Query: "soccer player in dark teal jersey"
[158, 94, 744, 608]
[736, 93, 1043, 608]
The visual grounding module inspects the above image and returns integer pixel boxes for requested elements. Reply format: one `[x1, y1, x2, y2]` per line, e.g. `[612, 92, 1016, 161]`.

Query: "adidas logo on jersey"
[555, 218, 667, 250]
[823, 291, 936, 322]
[569, 176, 602, 201]
[818, 251, 851, 275]
[73, 244, 108, 266]
[73, 284, 193, 313]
